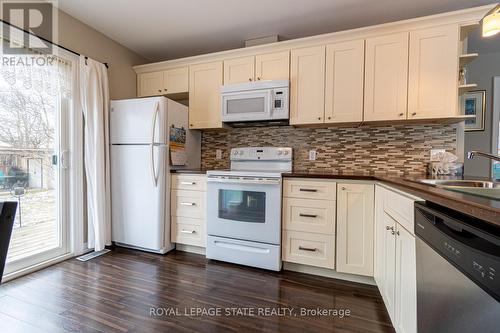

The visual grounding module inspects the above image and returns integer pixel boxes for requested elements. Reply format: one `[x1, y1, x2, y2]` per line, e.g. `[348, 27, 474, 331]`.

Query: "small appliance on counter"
[206, 147, 292, 271]
[220, 80, 289, 124]
[110, 96, 201, 254]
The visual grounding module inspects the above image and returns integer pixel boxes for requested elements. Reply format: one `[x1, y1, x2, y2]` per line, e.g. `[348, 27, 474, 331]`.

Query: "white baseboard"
[175, 244, 206, 255]
[2, 253, 74, 283]
[283, 262, 376, 286]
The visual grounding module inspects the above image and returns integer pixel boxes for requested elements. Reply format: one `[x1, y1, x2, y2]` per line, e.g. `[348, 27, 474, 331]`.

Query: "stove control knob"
[233, 150, 238, 155]
[238, 150, 244, 156]
[277, 151, 283, 155]
[284, 150, 290, 155]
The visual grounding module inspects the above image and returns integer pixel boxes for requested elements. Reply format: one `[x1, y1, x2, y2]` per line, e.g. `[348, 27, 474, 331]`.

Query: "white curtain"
[79, 56, 111, 251]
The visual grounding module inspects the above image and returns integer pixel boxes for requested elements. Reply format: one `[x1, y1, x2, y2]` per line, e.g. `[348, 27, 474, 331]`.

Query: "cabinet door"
[189, 61, 223, 129]
[325, 40, 364, 123]
[364, 33, 409, 121]
[255, 51, 290, 81]
[394, 225, 417, 333]
[336, 183, 375, 276]
[290, 46, 325, 125]
[408, 24, 459, 119]
[223, 56, 255, 84]
[380, 211, 397, 323]
[163, 67, 188, 94]
[138, 72, 163, 97]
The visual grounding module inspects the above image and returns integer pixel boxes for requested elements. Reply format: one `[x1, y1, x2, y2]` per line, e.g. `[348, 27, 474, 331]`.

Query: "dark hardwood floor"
[0, 248, 394, 333]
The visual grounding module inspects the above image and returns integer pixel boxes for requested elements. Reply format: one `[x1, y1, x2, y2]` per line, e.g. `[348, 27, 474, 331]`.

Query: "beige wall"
[57, 10, 147, 99]
[4, 9, 147, 99]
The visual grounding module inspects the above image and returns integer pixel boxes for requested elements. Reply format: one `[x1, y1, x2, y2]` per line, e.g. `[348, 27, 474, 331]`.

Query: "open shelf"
[459, 53, 479, 67]
[460, 22, 480, 40]
[458, 83, 478, 94]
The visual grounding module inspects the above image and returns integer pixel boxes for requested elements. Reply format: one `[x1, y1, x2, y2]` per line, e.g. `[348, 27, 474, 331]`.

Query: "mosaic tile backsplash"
[201, 124, 457, 175]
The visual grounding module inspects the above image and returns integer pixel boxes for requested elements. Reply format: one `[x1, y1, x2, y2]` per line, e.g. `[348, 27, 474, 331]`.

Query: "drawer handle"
[299, 213, 317, 218]
[299, 188, 317, 192]
[181, 229, 196, 234]
[180, 202, 196, 206]
[180, 181, 196, 185]
[299, 246, 317, 252]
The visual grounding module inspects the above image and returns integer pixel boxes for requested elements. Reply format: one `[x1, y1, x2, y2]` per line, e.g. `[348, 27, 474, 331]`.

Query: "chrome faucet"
[467, 151, 500, 162]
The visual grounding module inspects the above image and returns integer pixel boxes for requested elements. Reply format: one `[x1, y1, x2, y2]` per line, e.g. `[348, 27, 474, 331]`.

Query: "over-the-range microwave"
[220, 80, 289, 123]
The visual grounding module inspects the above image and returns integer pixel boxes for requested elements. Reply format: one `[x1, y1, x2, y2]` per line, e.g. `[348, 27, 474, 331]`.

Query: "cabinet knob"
[341, 186, 346, 190]
[164, 88, 168, 92]
[386, 226, 394, 231]
[257, 77, 261, 80]
[396, 230, 400, 236]
[318, 117, 321, 120]
[189, 124, 193, 127]
[411, 112, 417, 116]
[249, 78, 253, 81]
[327, 116, 331, 120]
[399, 113, 404, 117]
[158, 89, 162, 93]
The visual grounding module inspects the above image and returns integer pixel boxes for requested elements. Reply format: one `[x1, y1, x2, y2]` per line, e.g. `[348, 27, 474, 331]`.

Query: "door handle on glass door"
[60, 150, 70, 169]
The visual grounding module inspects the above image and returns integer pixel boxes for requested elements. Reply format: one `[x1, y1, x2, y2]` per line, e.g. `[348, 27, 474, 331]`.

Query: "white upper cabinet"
[138, 72, 164, 97]
[189, 61, 223, 129]
[223, 56, 255, 84]
[290, 45, 326, 125]
[325, 40, 365, 123]
[138, 68, 188, 97]
[336, 183, 375, 277]
[163, 67, 189, 94]
[364, 32, 409, 121]
[255, 51, 290, 81]
[224, 51, 290, 84]
[408, 24, 459, 119]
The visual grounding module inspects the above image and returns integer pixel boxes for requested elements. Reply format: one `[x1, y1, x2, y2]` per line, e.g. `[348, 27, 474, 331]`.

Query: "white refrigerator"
[110, 96, 200, 253]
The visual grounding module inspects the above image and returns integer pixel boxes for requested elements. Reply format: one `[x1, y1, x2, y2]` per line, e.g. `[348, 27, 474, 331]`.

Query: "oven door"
[221, 90, 272, 122]
[207, 177, 281, 245]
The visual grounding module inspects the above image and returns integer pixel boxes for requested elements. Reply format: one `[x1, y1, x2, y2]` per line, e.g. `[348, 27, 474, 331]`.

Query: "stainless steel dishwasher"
[415, 202, 500, 333]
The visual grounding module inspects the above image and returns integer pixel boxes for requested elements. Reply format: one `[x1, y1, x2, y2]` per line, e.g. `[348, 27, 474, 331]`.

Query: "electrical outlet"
[309, 150, 317, 161]
[430, 149, 446, 161]
[216, 149, 223, 160]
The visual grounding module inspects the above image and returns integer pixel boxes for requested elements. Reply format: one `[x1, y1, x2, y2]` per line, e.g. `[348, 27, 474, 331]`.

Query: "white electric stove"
[206, 147, 292, 271]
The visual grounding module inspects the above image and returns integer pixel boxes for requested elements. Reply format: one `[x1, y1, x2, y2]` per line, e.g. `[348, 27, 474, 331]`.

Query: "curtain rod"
[0, 19, 109, 68]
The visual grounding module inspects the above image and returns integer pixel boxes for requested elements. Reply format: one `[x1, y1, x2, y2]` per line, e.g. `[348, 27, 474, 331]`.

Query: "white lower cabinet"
[375, 185, 418, 333]
[336, 183, 375, 277]
[282, 231, 335, 269]
[171, 174, 207, 248]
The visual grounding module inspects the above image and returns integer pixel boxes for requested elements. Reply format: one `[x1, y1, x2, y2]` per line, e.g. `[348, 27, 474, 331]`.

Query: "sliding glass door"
[0, 50, 72, 275]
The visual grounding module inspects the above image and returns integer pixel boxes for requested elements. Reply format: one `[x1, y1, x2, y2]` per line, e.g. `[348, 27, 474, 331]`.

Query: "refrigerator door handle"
[150, 102, 160, 187]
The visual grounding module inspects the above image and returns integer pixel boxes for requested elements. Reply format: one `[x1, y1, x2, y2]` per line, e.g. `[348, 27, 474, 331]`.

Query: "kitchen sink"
[416, 179, 500, 200]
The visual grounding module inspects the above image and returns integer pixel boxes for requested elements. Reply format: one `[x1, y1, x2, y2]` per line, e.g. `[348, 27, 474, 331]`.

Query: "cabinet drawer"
[172, 174, 206, 191]
[171, 217, 205, 247]
[283, 179, 336, 200]
[383, 188, 415, 235]
[282, 231, 335, 269]
[282, 198, 335, 234]
[171, 190, 206, 219]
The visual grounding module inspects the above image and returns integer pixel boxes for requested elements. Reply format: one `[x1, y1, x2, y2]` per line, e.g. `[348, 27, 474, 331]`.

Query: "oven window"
[218, 190, 266, 223]
[227, 97, 265, 114]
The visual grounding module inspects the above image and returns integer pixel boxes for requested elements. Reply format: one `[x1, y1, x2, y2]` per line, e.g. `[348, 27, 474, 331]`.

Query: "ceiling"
[58, 0, 496, 62]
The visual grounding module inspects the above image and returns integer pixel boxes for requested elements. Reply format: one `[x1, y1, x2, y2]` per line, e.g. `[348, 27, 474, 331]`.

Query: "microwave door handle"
[267, 90, 273, 117]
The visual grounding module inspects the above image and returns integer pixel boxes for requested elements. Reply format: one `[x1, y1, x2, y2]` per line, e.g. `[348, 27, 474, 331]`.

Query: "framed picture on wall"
[464, 90, 486, 132]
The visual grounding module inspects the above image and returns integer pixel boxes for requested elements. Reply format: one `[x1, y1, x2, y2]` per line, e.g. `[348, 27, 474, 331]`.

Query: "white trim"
[2, 253, 74, 283]
[134, 5, 494, 73]
[283, 262, 376, 286]
[175, 244, 206, 255]
[375, 182, 423, 201]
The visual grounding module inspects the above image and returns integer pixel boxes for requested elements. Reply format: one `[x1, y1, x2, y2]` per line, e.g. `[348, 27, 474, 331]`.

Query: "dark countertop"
[171, 169, 500, 226]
